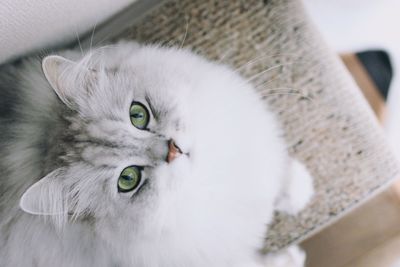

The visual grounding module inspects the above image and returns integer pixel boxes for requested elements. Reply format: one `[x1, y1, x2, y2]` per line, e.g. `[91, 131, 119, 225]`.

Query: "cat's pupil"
[132, 112, 144, 119]
[122, 175, 132, 180]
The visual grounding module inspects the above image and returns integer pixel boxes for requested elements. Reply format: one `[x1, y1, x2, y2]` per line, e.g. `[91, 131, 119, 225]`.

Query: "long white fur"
[2, 42, 314, 267]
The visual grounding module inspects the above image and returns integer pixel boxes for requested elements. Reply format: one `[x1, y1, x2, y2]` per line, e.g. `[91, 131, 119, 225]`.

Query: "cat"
[0, 41, 314, 267]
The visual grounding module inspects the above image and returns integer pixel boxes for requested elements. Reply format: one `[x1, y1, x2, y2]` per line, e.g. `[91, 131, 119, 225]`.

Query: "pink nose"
[167, 140, 182, 163]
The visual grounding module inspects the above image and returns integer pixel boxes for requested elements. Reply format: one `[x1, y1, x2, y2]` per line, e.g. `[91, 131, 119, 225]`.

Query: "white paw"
[262, 246, 306, 267]
[275, 159, 314, 215]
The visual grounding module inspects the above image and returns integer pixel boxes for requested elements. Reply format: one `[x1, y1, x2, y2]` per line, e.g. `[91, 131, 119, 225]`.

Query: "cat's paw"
[275, 159, 314, 215]
[262, 245, 306, 267]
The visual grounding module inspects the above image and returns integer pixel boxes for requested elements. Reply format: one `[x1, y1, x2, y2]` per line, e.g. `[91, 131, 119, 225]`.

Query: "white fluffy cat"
[0, 41, 313, 266]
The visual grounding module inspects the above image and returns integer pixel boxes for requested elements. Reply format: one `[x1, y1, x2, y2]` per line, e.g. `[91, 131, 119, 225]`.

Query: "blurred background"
[302, 1, 400, 267]
[304, 0, 400, 159]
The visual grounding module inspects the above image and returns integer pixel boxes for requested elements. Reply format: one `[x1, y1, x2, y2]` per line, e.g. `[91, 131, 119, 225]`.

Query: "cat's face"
[20, 44, 201, 228]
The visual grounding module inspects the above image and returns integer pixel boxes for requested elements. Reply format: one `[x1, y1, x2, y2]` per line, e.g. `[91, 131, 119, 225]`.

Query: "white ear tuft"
[42, 55, 75, 106]
[20, 169, 68, 216]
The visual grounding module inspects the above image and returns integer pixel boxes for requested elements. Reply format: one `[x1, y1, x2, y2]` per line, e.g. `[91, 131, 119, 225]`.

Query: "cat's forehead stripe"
[144, 94, 160, 121]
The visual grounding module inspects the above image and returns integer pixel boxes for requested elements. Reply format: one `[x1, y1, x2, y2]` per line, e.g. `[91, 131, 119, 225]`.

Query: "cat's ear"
[42, 55, 96, 109]
[20, 168, 68, 216]
[42, 56, 76, 106]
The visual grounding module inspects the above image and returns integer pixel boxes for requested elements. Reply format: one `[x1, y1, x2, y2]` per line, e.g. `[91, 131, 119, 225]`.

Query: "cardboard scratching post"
[86, 0, 400, 251]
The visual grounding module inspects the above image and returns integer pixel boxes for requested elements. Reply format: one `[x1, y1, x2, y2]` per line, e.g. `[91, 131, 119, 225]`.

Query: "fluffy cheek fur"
[94, 49, 288, 265]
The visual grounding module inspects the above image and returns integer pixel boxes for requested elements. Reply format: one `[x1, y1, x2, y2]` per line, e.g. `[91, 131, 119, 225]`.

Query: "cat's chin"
[154, 154, 192, 186]
[168, 153, 191, 173]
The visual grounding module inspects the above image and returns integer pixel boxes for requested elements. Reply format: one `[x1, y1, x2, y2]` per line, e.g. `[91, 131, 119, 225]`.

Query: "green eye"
[118, 166, 142, 193]
[130, 102, 149, 129]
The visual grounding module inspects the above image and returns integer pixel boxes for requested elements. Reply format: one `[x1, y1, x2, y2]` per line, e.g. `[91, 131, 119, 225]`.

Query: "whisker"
[261, 92, 307, 98]
[247, 62, 297, 82]
[89, 22, 98, 54]
[180, 18, 190, 49]
[253, 76, 280, 88]
[217, 47, 235, 64]
[259, 88, 314, 102]
[94, 32, 114, 48]
[235, 53, 302, 72]
[74, 28, 84, 56]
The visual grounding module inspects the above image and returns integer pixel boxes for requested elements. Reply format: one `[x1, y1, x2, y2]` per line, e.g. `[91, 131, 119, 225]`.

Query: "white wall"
[0, 0, 136, 63]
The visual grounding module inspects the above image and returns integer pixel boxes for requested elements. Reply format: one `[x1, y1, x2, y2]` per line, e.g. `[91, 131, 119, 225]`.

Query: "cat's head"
[19, 43, 204, 229]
